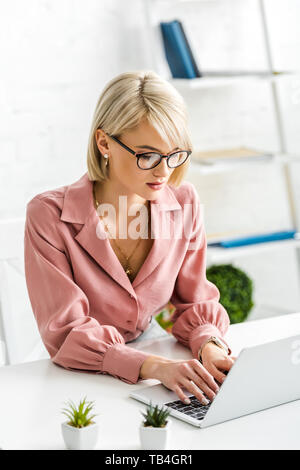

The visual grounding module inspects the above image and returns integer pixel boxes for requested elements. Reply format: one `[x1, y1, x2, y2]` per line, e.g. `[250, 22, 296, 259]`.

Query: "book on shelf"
[207, 230, 298, 248]
[160, 19, 201, 79]
[158, 21, 285, 81]
[192, 147, 274, 165]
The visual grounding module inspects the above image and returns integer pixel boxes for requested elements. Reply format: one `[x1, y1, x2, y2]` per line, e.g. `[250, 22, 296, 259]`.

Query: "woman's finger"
[180, 378, 210, 405]
[186, 368, 218, 401]
[192, 360, 220, 393]
[214, 356, 235, 371]
[173, 384, 192, 405]
[206, 361, 227, 384]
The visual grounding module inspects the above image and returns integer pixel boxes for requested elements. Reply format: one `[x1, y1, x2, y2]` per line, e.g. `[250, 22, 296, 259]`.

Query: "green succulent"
[206, 264, 254, 324]
[61, 396, 97, 428]
[141, 401, 170, 428]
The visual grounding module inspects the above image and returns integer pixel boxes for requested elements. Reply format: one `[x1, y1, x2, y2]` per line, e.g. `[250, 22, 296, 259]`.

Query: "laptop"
[130, 334, 300, 428]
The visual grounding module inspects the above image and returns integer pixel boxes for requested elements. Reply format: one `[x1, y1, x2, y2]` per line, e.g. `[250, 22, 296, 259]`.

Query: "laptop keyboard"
[164, 395, 212, 421]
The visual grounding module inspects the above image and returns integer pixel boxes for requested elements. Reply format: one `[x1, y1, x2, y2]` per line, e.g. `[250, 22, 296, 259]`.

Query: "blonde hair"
[86, 70, 193, 187]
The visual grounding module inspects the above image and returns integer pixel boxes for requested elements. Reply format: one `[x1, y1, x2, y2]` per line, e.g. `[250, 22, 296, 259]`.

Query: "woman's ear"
[95, 129, 110, 155]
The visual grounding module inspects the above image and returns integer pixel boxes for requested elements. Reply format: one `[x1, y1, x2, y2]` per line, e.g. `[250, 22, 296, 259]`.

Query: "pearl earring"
[103, 154, 109, 166]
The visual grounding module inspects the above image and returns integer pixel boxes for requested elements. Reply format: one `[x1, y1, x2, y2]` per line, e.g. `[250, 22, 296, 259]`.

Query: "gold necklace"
[93, 184, 150, 281]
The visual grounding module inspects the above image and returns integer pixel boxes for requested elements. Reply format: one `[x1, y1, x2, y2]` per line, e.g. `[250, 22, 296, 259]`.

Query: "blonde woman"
[24, 70, 235, 406]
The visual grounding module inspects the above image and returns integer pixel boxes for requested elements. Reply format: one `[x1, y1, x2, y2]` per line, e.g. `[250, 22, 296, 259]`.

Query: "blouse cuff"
[189, 324, 231, 360]
[102, 343, 151, 384]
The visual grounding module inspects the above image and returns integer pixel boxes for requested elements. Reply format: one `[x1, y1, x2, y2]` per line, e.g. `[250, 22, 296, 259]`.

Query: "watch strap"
[198, 336, 229, 363]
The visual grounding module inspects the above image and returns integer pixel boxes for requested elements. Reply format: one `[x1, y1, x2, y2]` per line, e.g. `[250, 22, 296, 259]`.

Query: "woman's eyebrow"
[136, 145, 179, 152]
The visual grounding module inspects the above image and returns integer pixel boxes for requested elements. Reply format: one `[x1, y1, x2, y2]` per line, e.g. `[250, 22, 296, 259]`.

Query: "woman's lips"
[146, 182, 165, 190]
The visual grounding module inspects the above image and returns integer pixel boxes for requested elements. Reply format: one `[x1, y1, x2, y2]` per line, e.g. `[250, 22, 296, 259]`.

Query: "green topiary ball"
[206, 264, 254, 324]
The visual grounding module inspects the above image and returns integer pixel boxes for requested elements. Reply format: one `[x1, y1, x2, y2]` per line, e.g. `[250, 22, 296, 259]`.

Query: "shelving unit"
[143, 0, 300, 317]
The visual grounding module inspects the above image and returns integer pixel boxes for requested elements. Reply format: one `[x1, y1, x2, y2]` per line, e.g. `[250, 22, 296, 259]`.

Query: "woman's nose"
[153, 157, 172, 177]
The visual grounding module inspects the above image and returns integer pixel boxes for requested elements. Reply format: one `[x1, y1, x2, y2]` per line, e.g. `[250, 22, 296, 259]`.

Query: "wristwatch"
[198, 336, 229, 364]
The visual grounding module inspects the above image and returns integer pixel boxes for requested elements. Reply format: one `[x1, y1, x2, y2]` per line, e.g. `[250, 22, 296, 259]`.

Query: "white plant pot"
[139, 420, 171, 450]
[61, 421, 100, 450]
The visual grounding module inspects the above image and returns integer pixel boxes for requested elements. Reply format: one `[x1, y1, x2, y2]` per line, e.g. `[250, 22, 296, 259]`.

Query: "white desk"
[1, 313, 300, 450]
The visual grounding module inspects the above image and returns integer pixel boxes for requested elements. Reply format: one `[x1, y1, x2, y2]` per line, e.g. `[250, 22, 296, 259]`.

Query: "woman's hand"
[200, 342, 237, 385]
[139, 355, 220, 405]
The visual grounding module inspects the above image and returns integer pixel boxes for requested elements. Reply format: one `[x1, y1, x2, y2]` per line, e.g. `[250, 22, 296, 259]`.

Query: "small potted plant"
[139, 401, 171, 450]
[61, 396, 99, 450]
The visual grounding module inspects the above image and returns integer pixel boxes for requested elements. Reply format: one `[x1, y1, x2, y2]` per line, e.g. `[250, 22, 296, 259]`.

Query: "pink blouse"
[24, 172, 231, 384]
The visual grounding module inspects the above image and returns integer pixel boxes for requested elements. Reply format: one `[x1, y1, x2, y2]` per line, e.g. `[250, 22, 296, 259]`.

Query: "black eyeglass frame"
[107, 134, 192, 170]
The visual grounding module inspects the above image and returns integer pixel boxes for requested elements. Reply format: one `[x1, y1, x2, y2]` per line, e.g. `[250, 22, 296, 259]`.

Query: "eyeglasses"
[107, 134, 191, 170]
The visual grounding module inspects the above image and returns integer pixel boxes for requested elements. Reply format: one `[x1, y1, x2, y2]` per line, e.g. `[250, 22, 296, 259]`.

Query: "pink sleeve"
[24, 197, 150, 384]
[169, 185, 231, 360]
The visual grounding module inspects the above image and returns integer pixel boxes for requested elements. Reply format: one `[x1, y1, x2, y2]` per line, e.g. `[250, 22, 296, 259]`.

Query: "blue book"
[160, 20, 199, 78]
[207, 230, 298, 248]
[177, 21, 202, 78]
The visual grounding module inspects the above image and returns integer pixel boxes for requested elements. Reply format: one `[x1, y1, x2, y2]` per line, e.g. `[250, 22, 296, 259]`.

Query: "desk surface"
[1, 312, 300, 450]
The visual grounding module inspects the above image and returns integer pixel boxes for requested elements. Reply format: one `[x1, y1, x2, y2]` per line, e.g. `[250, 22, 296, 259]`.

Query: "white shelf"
[190, 154, 274, 173]
[169, 72, 300, 90]
[207, 237, 300, 264]
[188, 152, 300, 174]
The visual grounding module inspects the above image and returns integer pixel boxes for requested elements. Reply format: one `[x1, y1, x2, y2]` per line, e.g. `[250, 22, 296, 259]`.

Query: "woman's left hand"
[200, 342, 236, 386]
